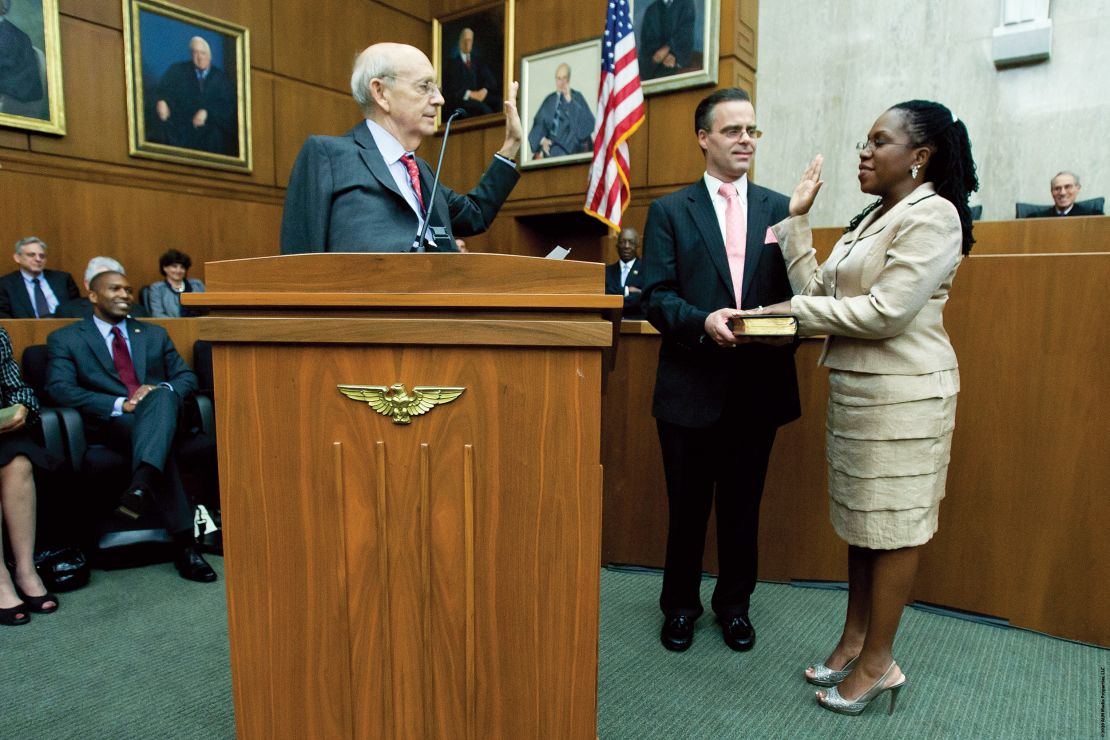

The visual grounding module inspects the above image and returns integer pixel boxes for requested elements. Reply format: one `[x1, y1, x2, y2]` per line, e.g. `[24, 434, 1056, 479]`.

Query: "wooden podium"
[190, 254, 620, 739]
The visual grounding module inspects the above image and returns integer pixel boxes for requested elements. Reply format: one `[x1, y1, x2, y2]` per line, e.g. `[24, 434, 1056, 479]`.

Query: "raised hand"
[789, 155, 824, 216]
[498, 80, 523, 160]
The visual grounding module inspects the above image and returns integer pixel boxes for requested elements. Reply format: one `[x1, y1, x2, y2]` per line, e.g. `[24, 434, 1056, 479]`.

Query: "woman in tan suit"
[745, 100, 978, 715]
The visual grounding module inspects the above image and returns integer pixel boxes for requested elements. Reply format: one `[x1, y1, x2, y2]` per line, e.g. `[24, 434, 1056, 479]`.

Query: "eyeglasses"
[717, 126, 762, 140]
[856, 138, 911, 154]
[383, 75, 441, 98]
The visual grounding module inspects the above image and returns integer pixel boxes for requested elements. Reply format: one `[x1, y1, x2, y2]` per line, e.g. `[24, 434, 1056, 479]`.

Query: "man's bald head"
[350, 43, 444, 151]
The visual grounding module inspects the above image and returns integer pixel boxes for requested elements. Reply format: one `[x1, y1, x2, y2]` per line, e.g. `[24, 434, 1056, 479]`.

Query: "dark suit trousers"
[93, 389, 192, 533]
[657, 405, 777, 619]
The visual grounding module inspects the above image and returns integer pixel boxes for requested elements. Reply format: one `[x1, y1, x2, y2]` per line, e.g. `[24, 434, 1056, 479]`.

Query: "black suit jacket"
[45, 317, 198, 422]
[642, 179, 800, 429]
[0, 269, 80, 319]
[605, 257, 645, 318]
[280, 122, 520, 253]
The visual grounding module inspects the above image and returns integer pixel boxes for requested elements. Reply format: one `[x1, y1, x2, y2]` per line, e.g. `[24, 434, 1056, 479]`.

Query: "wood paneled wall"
[4, 0, 761, 288]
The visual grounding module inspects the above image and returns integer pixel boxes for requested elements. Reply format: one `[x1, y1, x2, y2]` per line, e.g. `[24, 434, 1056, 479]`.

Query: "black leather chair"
[21, 344, 217, 564]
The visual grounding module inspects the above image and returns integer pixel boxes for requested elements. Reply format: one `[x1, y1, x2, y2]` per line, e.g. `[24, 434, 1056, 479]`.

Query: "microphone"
[412, 108, 466, 252]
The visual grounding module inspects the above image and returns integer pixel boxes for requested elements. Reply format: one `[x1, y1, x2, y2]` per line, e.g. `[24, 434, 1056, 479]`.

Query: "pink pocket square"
[764, 227, 779, 245]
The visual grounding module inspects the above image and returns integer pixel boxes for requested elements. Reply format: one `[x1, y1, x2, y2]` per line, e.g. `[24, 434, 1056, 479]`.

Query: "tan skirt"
[825, 370, 958, 550]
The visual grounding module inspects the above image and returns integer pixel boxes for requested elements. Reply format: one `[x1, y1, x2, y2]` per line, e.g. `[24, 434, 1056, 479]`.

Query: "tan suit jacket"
[773, 182, 963, 375]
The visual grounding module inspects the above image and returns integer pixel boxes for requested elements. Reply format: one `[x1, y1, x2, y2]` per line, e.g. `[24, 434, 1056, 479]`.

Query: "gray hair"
[350, 48, 396, 114]
[84, 256, 126, 285]
[14, 236, 46, 255]
[189, 36, 211, 54]
[1051, 171, 1080, 187]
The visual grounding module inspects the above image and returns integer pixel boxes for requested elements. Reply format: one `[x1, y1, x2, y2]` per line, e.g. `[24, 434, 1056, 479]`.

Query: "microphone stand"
[412, 108, 466, 252]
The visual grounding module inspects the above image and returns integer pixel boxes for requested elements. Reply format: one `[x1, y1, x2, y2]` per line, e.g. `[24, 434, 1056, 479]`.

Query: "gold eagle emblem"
[337, 383, 465, 425]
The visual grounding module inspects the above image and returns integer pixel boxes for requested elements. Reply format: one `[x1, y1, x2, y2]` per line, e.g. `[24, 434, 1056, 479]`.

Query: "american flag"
[583, 0, 645, 230]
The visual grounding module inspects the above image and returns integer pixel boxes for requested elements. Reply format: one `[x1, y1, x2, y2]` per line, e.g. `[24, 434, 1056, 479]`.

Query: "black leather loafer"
[719, 614, 755, 652]
[175, 546, 217, 583]
[660, 614, 695, 652]
[115, 487, 149, 520]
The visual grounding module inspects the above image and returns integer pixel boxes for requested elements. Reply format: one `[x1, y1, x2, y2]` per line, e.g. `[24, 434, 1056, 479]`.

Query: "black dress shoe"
[175, 546, 217, 583]
[719, 614, 755, 652]
[660, 614, 695, 652]
[115, 487, 149, 521]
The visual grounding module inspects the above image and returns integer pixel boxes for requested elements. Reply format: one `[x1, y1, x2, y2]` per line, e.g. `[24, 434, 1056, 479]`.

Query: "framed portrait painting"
[433, 0, 514, 128]
[633, 0, 718, 95]
[519, 38, 602, 170]
[0, 0, 65, 135]
[122, 0, 252, 171]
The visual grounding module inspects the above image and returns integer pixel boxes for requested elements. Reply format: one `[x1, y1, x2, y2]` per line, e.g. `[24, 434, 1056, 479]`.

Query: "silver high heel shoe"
[805, 655, 859, 687]
[816, 661, 906, 716]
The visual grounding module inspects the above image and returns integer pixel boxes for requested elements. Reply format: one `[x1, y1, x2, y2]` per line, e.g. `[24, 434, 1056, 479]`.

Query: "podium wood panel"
[217, 343, 602, 738]
[203, 254, 609, 738]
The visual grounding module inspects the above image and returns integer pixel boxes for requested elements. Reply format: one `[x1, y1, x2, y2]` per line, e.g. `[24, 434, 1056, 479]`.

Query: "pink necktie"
[718, 182, 747, 307]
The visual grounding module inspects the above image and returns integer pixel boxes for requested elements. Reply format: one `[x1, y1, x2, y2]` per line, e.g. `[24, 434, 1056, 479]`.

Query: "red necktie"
[717, 182, 747, 307]
[110, 326, 141, 397]
[402, 154, 425, 214]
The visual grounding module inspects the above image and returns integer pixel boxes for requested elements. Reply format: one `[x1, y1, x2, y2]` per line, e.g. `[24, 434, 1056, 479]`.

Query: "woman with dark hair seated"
[0, 326, 59, 625]
[145, 249, 206, 318]
[744, 100, 978, 715]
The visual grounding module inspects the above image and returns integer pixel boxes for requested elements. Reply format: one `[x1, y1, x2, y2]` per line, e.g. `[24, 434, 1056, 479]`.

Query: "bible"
[730, 315, 797, 337]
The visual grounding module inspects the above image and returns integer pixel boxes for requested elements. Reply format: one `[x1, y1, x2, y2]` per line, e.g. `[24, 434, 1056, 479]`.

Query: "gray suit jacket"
[280, 121, 520, 253]
[45, 317, 198, 421]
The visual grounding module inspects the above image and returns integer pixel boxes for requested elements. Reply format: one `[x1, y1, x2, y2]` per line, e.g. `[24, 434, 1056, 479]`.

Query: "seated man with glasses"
[280, 42, 522, 253]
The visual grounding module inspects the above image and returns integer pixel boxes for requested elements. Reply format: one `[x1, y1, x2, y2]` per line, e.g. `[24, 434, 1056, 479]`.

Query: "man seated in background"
[0, 237, 80, 318]
[54, 256, 148, 319]
[1027, 171, 1104, 217]
[605, 227, 645, 319]
[45, 271, 216, 583]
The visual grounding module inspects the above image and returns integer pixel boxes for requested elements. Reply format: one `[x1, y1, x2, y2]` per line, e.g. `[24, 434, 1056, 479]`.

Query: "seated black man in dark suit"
[45, 271, 216, 583]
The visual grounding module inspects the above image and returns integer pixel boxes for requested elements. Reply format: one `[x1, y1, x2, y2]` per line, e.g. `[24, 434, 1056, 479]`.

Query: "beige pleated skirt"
[825, 369, 959, 550]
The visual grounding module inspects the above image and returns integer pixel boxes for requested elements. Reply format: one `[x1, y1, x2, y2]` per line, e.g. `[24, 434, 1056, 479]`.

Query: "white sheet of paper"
[545, 245, 571, 260]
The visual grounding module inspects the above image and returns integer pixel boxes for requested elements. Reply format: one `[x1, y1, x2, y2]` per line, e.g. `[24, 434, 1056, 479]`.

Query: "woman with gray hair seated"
[145, 249, 206, 318]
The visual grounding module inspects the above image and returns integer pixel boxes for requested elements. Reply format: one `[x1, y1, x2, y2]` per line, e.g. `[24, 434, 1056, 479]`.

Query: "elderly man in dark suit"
[280, 42, 521, 254]
[45, 271, 215, 583]
[526, 63, 595, 160]
[1027, 171, 1104, 217]
[642, 87, 799, 653]
[150, 36, 235, 155]
[444, 27, 499, 119]
[604, 227, 645, 319]
[0, 237, 79, 319]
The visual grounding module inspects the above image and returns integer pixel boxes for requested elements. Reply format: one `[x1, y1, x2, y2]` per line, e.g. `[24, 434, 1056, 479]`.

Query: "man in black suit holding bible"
[641, 87, 799, 652]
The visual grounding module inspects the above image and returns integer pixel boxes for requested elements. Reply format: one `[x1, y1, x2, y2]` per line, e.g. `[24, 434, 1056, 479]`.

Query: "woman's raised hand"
[789, 155, 824, 216]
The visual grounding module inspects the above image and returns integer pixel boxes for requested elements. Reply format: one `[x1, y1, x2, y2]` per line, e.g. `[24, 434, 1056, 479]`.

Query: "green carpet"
[2, 562, 1105, 738]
